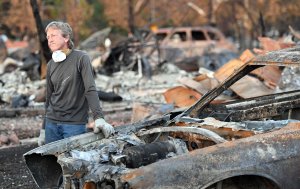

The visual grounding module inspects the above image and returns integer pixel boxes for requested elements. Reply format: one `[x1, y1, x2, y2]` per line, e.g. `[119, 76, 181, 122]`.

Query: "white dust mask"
[52, 50, 66, 62]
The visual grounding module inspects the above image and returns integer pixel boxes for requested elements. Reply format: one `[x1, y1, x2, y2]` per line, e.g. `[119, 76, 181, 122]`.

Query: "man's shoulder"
[71, 49, 88, 56]
[70, 49, 91, 62]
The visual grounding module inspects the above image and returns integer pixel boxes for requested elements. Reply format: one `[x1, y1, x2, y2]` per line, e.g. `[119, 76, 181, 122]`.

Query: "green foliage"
[111, 25, 128, 36]
[84, 0, 108, 33]
[43, 0, 64, 18]
[161, 20, 175, 28]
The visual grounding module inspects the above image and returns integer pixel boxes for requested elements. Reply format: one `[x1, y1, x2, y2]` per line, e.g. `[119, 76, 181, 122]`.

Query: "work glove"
[38, 129, 45, 146]
[94, 118, 115, 138]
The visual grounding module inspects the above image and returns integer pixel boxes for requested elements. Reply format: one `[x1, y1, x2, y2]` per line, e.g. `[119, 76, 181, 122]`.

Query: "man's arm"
[79, 53, 115, 137]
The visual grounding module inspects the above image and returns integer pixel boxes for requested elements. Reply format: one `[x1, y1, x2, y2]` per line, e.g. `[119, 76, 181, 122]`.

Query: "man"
[38, 21, 114, 145]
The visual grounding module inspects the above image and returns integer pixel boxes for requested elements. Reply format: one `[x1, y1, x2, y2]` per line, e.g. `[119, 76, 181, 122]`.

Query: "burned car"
[153, 26, 238, 71]
[24, 47, 300, 189]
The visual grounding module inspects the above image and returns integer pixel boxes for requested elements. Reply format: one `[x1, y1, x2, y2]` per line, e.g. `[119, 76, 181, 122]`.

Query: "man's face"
[46, 28, 69, 52]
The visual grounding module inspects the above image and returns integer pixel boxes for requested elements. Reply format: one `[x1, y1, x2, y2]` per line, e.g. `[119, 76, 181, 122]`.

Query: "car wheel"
[205, 175, 280, 189]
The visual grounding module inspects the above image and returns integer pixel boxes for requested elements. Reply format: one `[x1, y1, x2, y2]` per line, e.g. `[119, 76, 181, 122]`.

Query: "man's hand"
[38, 129, 45, 146]
[94, 118, 115, 138]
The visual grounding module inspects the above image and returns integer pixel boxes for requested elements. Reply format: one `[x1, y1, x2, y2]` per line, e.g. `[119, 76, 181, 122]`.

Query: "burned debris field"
[2, 28, 300, 189]
[22, 47, 300, 189]
[3, 1, 300, 189]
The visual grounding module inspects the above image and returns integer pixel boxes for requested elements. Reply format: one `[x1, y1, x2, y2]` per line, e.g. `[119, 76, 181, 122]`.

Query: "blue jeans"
[45, 119, 86, 144]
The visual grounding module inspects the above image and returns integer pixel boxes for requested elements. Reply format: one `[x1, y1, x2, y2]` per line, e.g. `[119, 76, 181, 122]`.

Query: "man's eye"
[47, 35, 56, 39]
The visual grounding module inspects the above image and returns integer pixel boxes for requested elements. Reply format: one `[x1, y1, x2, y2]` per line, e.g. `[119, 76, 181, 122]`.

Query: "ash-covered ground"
[0, 116, 42, 189]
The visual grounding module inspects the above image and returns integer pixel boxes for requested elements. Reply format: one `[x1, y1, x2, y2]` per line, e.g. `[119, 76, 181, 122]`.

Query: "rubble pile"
[1, 25, 300, 148]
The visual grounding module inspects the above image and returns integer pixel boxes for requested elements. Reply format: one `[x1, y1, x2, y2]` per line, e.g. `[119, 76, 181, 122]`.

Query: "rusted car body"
[24, 47, 300, 189]
[155, 26, 237, 53]
[153, 26, 238, 71]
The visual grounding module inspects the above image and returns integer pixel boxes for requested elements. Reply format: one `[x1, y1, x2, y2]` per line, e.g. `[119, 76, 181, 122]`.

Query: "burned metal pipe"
[123, 141, 176, 168]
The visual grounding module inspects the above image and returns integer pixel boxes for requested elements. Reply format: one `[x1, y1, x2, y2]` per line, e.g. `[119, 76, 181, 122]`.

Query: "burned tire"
[206, 175, 280, 189]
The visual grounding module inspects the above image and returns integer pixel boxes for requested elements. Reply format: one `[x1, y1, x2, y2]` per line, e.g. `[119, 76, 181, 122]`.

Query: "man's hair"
[45, 21, 74, 49]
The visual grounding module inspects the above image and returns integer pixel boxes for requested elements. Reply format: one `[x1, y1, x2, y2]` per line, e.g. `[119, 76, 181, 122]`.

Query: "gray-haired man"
[38, 21, 114, 145]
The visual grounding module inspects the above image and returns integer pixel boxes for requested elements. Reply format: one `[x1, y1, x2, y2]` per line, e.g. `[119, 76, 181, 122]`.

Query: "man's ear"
[64, 37, 69, 43]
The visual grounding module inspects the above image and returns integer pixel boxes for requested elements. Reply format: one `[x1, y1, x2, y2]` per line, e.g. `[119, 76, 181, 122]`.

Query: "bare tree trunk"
[128, 0, 135, 34]
[30, 0, 52, 79]
[259, 11, 266, 37]
[208, 0, 214, 25]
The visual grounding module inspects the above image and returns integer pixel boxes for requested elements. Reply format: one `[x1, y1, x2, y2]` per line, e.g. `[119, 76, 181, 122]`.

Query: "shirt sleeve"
[45, 61, 53, 115]
[78, 53, 104, 120]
